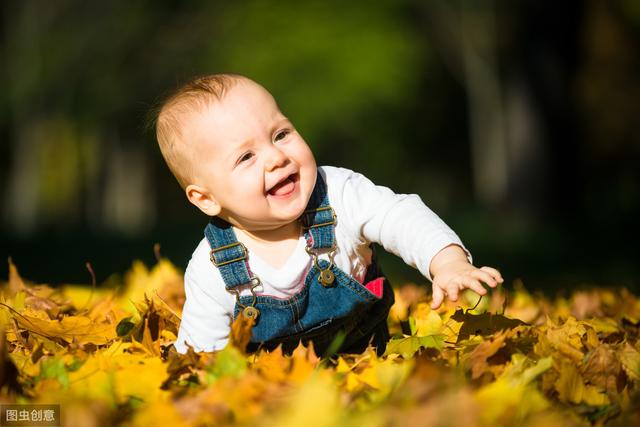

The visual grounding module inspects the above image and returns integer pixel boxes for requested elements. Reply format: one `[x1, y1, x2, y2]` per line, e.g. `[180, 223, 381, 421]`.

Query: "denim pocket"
[339, 275, 380, 303]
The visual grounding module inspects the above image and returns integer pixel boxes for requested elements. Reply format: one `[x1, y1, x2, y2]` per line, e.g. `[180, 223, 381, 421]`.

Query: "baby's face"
[184, 80, 317, 231]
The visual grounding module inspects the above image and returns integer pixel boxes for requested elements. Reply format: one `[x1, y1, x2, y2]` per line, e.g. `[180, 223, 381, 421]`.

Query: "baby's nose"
[265, 146, 288, 170]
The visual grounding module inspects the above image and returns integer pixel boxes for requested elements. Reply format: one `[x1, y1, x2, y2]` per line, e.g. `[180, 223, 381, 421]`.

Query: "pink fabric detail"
[363, 277, 384, 298]
[245, 260, 254, 277]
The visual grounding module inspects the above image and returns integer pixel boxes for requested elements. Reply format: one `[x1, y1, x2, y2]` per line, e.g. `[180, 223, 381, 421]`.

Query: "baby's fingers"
[462, 277, 487, 296]
[431, 284, 445, 310]
[444, 281, 461, 302]
[472, 269, 499, 288]
[480, 266, 503, 283]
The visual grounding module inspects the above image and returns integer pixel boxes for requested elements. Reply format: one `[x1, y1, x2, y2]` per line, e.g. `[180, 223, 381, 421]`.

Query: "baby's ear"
[185, 184, 221, 216]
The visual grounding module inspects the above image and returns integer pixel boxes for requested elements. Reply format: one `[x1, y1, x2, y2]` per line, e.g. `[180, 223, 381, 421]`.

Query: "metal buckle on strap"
[305, 244, 337, 287]
[229, 276, 262, 320]
[209, 241, 248, 267]
[301, 206, 336, 229]
[229, 276, 260, 307]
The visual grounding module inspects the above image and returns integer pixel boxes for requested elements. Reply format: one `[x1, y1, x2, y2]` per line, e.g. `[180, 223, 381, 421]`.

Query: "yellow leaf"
[263, 372, 381, 427]
[388, 289, 410, 322]
[336, 356, 352, 374]
[253, 346, 290, 382]
[442, 315, 463, 343]
[160, 329, 177, 343]
[475, 355, 551, 424]
[120, 259, 184, 314]
[504, 281, 540, 323]
[582, 317, 619, 334]
[289, 342, 319, 384]
[66, 355, 116, 405]
[141, 317, 160, 357]
[7, 258, 27, 296]
[341, 350, 412, 405]
[61, 285, 115, 311]
[384, 334, 445, 358]
[112, 355, 168, 404]
[620, 342, 640, 382]
[8, 350, 41, 377]
[345, 371, 361, 393]
[539, 317, 586, 363]
[363, 357, 413, 407]
[250, 343, 318, 385]
[554, 361, 610, 406]
[228, 311, 256, 354]
[15, 313, 116, 345]
[582, 384, 610, 406]
[412, 304, 443, 336]
[466, 331, 507, 379]
[357, 364, 381, 389]
[126, 397, 189, 427]
[555, 362, 584, 404]
[585, 327, 600, 349]
[66, 342, 169, 405]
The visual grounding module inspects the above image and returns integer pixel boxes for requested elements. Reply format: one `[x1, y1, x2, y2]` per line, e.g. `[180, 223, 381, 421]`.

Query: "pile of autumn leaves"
[1, 259, 640, 427]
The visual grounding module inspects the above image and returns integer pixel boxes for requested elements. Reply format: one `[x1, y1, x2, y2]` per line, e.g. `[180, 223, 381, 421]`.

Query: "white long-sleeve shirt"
[174, 166, 472, 353]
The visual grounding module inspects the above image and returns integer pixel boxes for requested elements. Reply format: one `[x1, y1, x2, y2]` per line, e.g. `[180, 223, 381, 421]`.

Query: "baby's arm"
[332, 167, 501, 309]
[174, 261, 233, 354]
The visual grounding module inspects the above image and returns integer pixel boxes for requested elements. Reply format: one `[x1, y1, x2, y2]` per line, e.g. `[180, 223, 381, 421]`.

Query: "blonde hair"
[154, 73, 248, 189]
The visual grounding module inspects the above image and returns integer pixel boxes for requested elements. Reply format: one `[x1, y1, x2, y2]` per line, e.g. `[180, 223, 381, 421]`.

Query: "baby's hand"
[428, 244, 503, 310]
[430, 261, 503, 309]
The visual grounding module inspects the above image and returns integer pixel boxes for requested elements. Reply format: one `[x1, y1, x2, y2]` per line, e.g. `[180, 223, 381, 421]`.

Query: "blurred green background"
[1, 0, 638, 293]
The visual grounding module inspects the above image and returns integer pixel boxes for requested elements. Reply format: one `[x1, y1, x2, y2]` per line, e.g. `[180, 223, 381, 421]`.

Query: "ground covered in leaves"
[1, 258, 640, 427]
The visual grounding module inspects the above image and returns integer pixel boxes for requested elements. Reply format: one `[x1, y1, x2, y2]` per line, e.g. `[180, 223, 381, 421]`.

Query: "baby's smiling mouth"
[267, 173, 298, 197]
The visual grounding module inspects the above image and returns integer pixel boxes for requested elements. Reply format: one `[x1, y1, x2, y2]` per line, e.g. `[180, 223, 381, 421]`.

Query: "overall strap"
[203, 170, 337, 290]
[300, 171, 336, 251]
[204, 217, 253, 290]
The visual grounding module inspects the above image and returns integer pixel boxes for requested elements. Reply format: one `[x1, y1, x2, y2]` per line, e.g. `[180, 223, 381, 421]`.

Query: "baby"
[155, 74, 503, 355]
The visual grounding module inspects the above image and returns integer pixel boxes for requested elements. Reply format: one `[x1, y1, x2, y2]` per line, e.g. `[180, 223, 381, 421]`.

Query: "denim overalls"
[204, 172, 395, 356]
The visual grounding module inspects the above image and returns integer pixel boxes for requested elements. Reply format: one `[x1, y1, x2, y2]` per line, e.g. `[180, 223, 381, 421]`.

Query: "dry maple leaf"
[3, 259, 640, 427]
[13, 313, 116, 346]
[580, 343, 620, 397]
[228, 312, 256, 354]
[466, 332, 508, 380]
[450, 309, 526, 343]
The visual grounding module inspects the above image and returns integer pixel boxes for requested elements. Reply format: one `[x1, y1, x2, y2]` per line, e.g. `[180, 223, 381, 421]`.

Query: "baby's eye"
[274, 130, 290, 142]
[238, 152, 254, 163]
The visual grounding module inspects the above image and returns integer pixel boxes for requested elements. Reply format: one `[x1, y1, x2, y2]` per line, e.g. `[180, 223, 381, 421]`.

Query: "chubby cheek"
[217, 170, 264, 206]
[234, 168, 263, 195]
[299, 148, 317, 193]
[302, 166, 317, 196]
[290, 141, 316, 171]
